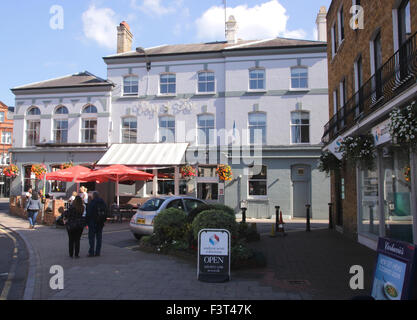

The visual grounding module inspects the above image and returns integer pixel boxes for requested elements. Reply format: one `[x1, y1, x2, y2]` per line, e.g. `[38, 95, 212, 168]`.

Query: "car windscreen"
[140, 198, 166, 211]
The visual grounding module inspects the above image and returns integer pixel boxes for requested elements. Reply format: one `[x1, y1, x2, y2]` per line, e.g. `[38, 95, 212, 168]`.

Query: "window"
[82, 119, 97, 143]
[183, 199, 205, 212]
[55, 106, 68, 114]
[248, 165, 267, 196]
[122, 117, 137, 143]
[355, 55, 363, 116]
[372, 31, 383, 99]
[198, 71, 215, 93]
[0, 112, 4, 122]
[83, 105, 97, 114]
[398, 0, 411, 46]
[24, 165, 36, 192]
[291, 67, 308, 89]
[166, 199, 185, 211]
[50, 165, 67, 193]
[53, 120, 68, 143]
[123, 76, 139, 95]
[331, 23, 338, 57]
[159, 116, 175, 143]
[248, 113, 266, 145]
[26, 120, 40, 146]
[249, 69, 265, 90]
[197, 114, 215, 145]
[1, 131, 11, 144]
[338, 6, 345, 43]
[1, 153, 10, 165]
[291, 111, 310, 144]
[160, 74, 176, 95]
[27, 107, 41, 116]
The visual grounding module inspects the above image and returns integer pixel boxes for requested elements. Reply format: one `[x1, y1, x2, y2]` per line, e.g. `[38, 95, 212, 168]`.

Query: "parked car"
[130, 196, 206, 239]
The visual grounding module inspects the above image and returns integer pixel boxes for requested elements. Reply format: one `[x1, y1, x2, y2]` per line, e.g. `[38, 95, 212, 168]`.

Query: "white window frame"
[248, 165, 268, 199]
[290, 111, 310, 145]
[159, 115, 176, 143]
[248, 112, 267, 145]
[197, 113, 215, 146]
[248, 68, 266, 91]
[81, 105, 98, 143]
[337, 5, 345, 45]
[0, 111, 4, 123]
[25, 108, 41, 147]
[123, 75, 139, 96]
[121, 116, 138, 143]
[1, 131, 11, 144]
[197, 71, 216, 94]
[53, 105, 69, 143]
[159, 73, 176, 96]
[331, 23, 338, 58]
[290, 66, 309, 90]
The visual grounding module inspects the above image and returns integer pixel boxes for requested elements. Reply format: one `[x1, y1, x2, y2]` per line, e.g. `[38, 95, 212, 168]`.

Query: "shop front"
[357, 119, 417, 247]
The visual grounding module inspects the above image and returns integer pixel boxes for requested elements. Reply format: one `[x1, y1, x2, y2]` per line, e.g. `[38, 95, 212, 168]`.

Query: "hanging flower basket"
[3, 164, 19, 178]
[338, 134, 376, 170]
[404, 165, 411, 183]
[60, 161, 74, 170]
[318, 151, 342, 175]
[31, 164, 47, 179]
[216, 164, 233, 181]
[389, 100, 417, 148]
[180, 165, 196, 179]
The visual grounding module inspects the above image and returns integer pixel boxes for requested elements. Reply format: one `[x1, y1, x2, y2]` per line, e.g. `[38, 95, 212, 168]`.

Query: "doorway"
[291, 165, 311, 218]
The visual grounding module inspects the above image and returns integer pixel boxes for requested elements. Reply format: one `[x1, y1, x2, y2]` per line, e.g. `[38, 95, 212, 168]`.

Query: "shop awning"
[97, 143, 189, 166]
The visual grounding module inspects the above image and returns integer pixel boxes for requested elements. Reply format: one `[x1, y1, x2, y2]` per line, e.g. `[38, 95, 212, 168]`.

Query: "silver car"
[129, 196, 206, 239]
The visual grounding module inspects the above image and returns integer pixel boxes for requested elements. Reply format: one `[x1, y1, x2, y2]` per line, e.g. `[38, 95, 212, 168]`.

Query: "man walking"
[86, 191, 107, 257]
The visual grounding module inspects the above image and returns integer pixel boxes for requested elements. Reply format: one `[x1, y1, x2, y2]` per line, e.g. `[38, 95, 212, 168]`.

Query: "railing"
[322, 31, 417, 144]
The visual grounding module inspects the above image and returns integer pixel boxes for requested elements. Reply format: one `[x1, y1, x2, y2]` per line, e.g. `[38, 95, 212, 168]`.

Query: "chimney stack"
[117, 21, 133, 54]
[316, 6, 327, 42]
[226, 15, 238, 44]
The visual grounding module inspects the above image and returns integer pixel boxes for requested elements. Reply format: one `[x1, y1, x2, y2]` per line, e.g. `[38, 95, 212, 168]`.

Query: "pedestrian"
[25, 188, 33, 200]
[80, 186, 89, 206]
[25, 191, 41, 229]
[63, 196, 85, 258]
[68, 191, 78, 204]
[86, 191, 107, 257]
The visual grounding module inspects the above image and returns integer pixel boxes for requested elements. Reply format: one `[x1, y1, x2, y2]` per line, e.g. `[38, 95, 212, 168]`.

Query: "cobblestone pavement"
[0, 201, 377, 300]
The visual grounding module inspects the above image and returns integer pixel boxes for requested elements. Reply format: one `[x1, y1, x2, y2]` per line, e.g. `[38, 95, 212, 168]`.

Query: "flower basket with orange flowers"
[180, 165, 196, 179]
[60, 162, 74, 170]
[31, 164, 47, 179]
[404, 165, 411, 183]
[216, 164, 233, 181]
[3, 164, 19, 178]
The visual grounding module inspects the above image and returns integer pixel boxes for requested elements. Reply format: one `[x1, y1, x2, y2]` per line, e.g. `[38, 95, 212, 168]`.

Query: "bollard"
[369, 204, 374, 233]
[242, 208, 247, 224]
[275, 206, 280, 234]
[306, 204, 311, 232]
[328, 203, 333, 230]
[270, 224, 276, 237]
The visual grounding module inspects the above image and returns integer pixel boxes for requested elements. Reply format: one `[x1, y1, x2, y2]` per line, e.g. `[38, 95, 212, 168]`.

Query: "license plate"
[137, 218, 145, 224]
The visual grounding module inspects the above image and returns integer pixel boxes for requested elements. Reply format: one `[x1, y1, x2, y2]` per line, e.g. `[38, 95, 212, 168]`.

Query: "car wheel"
[134, 234, 142, 240]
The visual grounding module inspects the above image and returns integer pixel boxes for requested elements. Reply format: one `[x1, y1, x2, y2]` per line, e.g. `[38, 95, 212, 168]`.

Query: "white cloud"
[195, 0, 307, 42]
[82, 5, 118, 49]
[131, 0, 182, 16]
[283, 29, 307, 40]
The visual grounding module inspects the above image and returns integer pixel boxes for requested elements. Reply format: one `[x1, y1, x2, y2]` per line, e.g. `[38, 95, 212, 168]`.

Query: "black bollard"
[306, 204, 311, 232]
[328, 203, 333, 230]
[275, 206, 280, 233]
[242, 208, 247, 223]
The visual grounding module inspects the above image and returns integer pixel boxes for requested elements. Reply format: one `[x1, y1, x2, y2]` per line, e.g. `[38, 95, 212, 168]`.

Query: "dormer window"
[123, 76, 139, 95]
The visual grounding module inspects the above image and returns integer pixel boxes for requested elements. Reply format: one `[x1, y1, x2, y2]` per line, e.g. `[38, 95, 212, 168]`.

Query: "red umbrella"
[45, 165, 94, 183]
[84, 165, 154, 205]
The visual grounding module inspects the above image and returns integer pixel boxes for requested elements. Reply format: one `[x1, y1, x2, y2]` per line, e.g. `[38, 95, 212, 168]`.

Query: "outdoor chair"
[110, 204, 122, 223]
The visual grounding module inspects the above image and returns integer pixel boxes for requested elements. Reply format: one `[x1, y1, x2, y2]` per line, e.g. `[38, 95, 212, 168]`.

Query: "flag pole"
[224, 0, 227, 38]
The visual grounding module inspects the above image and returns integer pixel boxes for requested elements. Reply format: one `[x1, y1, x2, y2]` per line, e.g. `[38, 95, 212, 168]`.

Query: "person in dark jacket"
[63, 196, 85, 258]
[25, 192, 42, 229]
[86, 191, 107, 257]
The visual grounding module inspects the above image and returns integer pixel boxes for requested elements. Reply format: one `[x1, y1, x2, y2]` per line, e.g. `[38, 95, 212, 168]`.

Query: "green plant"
[238, 222, 260, 242]
[318, 151, 342, 175]
[153, 208, 188, 244]
[338, 134, 376, 170]
[191, 209, 238, 240]
[187, 203, 235, 223]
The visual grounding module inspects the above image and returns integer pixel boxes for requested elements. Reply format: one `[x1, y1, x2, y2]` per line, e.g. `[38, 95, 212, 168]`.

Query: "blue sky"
[0, 0, 331, 106]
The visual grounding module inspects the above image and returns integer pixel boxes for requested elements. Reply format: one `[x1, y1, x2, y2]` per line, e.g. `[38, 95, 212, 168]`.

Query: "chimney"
[226, 15, 238, 44]
[117, 21, 133, 54]
[316, 6, 327, 42]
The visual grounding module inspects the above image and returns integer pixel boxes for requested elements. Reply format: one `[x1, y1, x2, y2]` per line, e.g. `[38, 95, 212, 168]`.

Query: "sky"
[0, 0, 331, 107]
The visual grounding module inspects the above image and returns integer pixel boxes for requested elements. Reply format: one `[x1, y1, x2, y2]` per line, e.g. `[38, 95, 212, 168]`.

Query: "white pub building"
[10, 11, 330, 219]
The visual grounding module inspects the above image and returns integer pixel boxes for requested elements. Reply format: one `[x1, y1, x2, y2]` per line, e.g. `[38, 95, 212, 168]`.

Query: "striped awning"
[97, 143, 188, 166]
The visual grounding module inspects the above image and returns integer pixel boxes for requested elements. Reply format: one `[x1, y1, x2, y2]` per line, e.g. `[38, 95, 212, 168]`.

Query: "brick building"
[0, 101, 14, 197]
[323, 0, 417, 248]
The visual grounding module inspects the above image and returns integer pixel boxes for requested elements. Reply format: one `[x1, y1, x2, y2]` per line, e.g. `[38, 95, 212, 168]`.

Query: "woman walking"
[63, 196, 85, 258]
[25, 192, 41, 229]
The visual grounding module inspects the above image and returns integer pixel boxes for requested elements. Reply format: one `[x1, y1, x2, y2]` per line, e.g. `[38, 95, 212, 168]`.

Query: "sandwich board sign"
[198, 229, 231, 283]
[371, 237, 417, 300]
